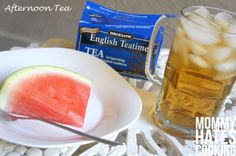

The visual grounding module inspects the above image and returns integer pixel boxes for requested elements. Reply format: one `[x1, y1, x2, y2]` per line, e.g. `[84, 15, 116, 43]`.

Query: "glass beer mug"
[146, 6, 236, 139]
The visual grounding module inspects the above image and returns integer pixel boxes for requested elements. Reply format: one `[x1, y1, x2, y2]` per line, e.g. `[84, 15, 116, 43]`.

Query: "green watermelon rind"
[0, 65, 91, 110]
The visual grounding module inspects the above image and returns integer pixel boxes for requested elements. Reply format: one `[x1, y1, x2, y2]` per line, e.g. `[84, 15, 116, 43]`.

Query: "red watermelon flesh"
[0, 66, 91, 127]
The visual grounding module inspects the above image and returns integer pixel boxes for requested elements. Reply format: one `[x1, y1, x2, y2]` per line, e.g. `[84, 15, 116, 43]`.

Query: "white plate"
[0, 48, 142, 148]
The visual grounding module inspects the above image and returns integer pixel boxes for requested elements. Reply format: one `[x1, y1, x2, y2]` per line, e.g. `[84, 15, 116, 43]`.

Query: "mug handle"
[145, 15, 168, 86]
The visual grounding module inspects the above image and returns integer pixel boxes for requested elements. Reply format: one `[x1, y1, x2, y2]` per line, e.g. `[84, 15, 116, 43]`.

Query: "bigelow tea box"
[76, 1, 174, 79]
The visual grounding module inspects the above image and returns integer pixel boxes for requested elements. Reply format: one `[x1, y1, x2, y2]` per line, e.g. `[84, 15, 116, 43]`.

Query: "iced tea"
[154, 6, 236, 138]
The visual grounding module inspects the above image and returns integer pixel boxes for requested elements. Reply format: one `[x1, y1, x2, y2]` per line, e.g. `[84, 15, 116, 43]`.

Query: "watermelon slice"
[0, 66, 91, 127]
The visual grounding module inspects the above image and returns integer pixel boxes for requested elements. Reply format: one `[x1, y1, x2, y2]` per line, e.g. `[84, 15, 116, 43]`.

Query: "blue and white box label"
[76, 1, 175, 79]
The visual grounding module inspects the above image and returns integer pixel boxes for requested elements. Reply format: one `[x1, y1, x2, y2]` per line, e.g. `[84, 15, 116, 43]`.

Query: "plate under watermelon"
[0, 65, 91, 127]
[0, 48, 142, 148]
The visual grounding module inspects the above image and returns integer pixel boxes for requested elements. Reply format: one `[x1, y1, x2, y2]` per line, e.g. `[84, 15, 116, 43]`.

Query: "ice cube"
[214, 60, 236, 73]
[189, 54, 210, 68]
[172, 36, 189, 66]
[181, 15, 221, 45]
[194, 7, 210, 18]
[215, 12, 233, 29]
[205, 46, 232, 63]
[189, 14, 221, 30]
[227, 22, 236, 33]
[176, 24, 185, 36]
[187, 39, 208, 55]
[224, 23, 236, 48]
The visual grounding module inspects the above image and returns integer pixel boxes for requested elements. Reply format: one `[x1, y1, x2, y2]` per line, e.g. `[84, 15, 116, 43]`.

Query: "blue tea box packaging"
[76, 1, 175, 79]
